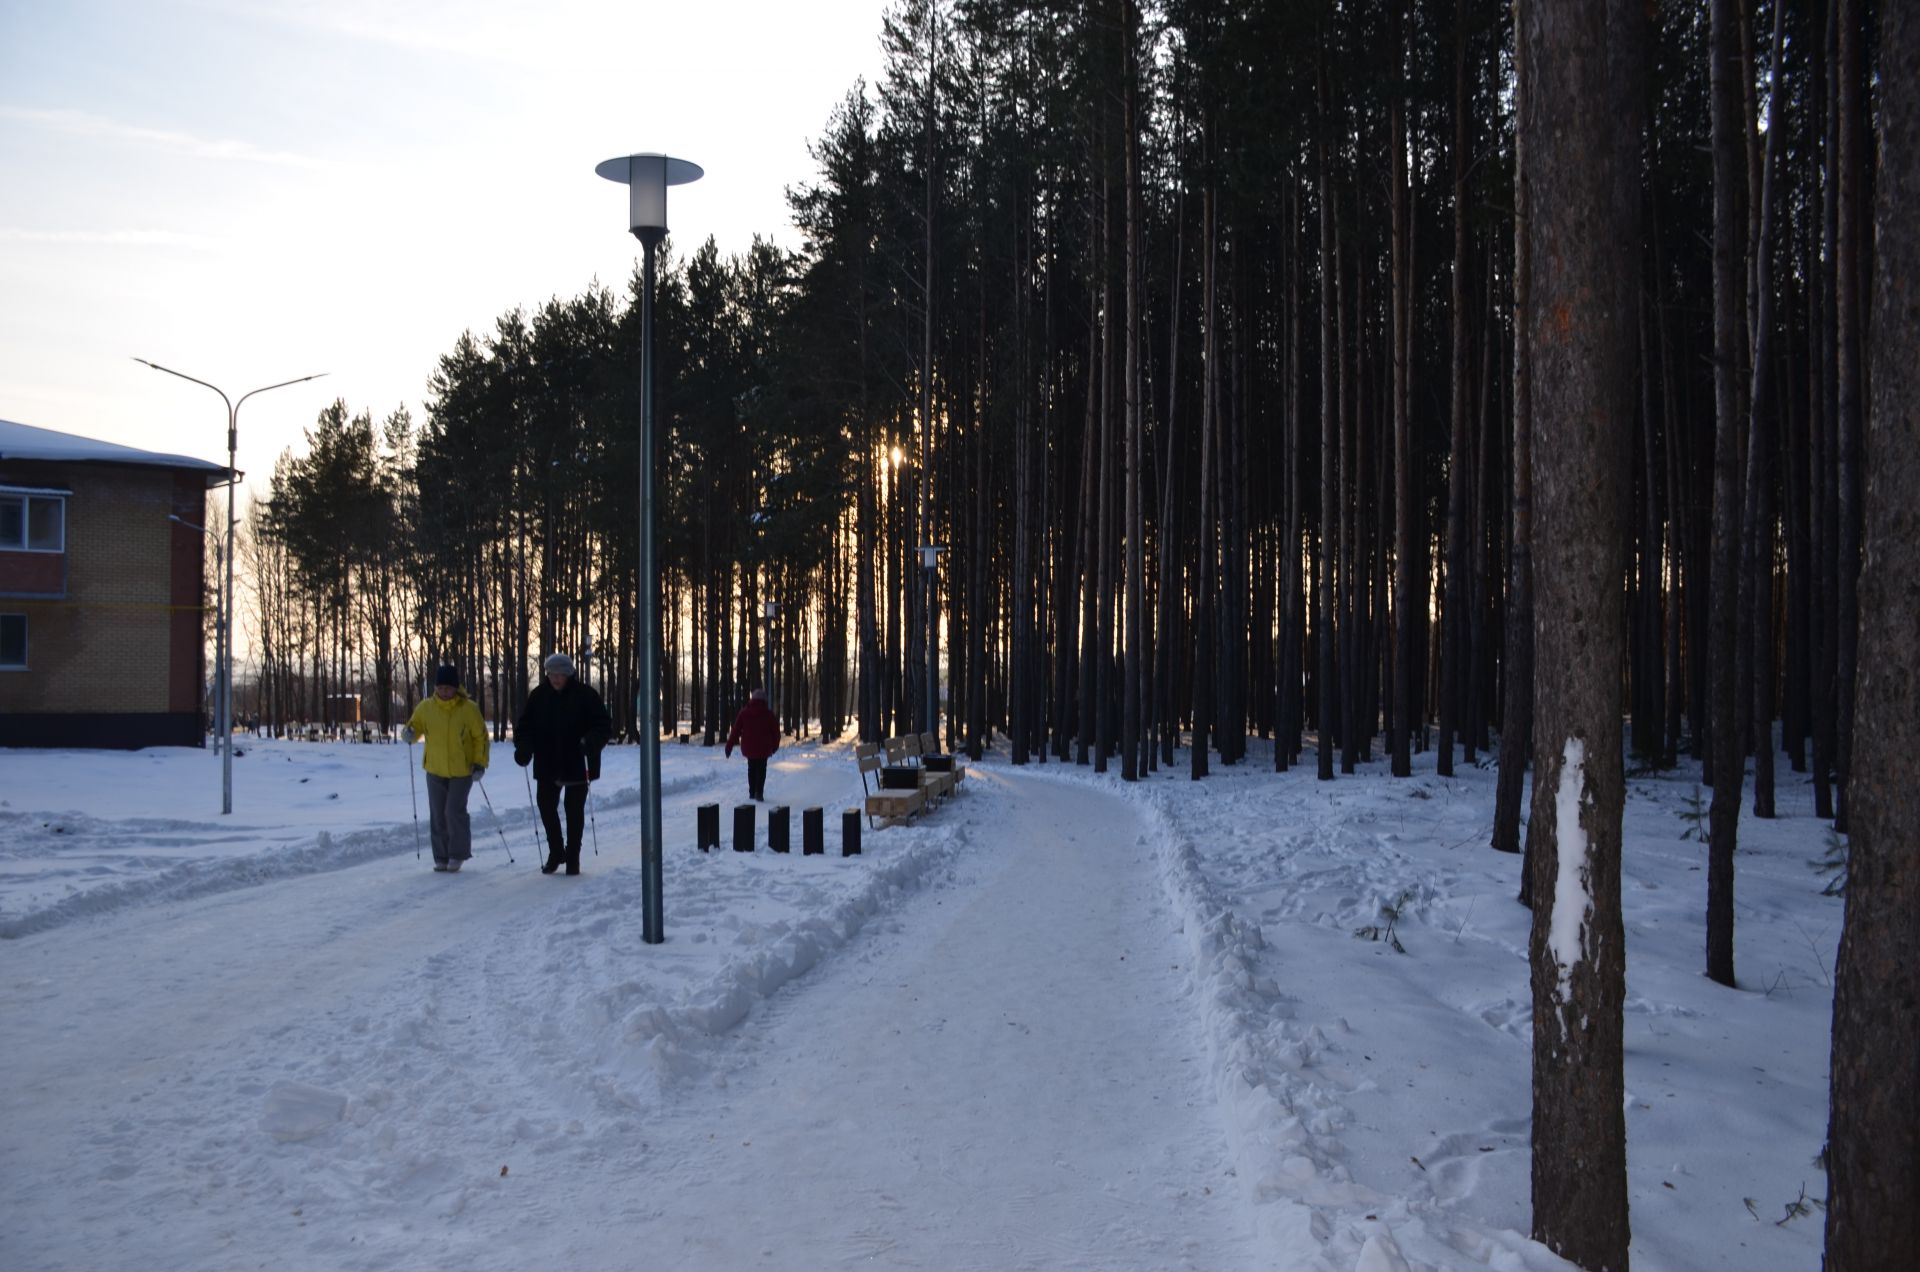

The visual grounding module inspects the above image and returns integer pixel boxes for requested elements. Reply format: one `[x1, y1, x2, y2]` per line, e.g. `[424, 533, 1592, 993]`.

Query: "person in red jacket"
[724, 688, 779, 801]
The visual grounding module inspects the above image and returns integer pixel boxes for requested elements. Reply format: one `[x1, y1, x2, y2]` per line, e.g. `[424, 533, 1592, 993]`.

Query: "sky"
[0, 0, 893, 498]
[0, 732, 1837, 1269]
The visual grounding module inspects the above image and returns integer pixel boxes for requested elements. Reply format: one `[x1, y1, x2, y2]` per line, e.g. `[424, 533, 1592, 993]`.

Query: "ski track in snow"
[0, 737, 1839, 1271]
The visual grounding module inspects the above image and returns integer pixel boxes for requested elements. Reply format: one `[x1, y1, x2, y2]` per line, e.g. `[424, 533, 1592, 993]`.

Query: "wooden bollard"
[768, 806, 790, 853]
[696, 803, 720, 852]
[802, 807, 824, 855]
[733, 804, 755, 852]
[842, 808, 862, 856]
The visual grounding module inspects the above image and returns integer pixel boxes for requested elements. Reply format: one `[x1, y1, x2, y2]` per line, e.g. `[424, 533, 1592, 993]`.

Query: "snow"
[0, 732, 1837, 1270]
[0, 417, 227, 475]
[1549, 736, 1592, 1008]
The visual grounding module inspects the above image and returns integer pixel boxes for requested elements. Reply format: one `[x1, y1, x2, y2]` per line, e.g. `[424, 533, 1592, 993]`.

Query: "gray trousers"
[424, 773, 474, 863]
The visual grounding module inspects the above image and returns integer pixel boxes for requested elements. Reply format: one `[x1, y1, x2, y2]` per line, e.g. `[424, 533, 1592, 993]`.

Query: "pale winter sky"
[0, 0, 892, 496]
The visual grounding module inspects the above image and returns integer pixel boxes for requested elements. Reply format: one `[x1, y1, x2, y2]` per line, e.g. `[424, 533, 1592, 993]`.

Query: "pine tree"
[1518, 0, 1642, 1265]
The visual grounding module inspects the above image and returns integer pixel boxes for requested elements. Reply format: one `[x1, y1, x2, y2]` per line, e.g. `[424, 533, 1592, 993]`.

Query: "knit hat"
[544, 653, 576, 677]
[434, 664, 461, 688]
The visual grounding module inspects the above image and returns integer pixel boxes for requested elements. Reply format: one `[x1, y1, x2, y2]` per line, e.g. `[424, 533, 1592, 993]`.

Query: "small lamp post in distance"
[135, 358, 326, 813]
[918, 543, 945, 738]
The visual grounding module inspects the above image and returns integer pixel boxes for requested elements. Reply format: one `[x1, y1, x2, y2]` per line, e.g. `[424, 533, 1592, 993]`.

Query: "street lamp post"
[136, 358, 326, 813]
[917, 391, 933, 741]
[762, 598, 776, 705]
[888, 449, 904, 734]
[918, 544, 944, 739]
[597, 151, 702, 946]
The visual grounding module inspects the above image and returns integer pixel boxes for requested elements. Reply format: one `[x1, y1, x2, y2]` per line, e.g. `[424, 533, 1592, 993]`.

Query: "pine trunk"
[1121, 5, 1143, 783]
[1318, 156, 1336, 783]
[1493, 6, 1533, 862]
[1831, 0, 1863, 832]
[1746, 0, 1785, 819]
[1825, 3, 1920, 1252]
[1192, 185, 1218, 781]
[1519, 2, 1641, 1264]
[1440, 0, 1472, 779]
[1705, 0, 1743, 988]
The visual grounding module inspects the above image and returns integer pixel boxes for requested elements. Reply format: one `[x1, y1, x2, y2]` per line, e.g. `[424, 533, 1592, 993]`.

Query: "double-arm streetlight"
[596, 151, 702, 945]
[135, 358, 327, 813]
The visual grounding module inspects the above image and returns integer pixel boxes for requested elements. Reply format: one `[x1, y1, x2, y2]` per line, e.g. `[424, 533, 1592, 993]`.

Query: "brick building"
[1, 418, 230, 748]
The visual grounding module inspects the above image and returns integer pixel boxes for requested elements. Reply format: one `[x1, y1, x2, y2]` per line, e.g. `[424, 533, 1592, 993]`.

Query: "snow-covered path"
[583, 770, 1254, 1270]
[2, 760, 1252, 1271]
[2, 735, 1843, 1271]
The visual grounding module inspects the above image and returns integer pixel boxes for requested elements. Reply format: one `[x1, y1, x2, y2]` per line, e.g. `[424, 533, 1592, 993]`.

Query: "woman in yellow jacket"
[404, 665, 491, 872]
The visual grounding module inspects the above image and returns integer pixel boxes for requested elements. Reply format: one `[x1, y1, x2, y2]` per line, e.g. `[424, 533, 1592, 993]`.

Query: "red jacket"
[726, 697, 780, 760]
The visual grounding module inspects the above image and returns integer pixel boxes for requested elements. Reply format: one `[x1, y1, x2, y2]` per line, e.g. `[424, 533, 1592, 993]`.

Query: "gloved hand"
[724, 744, 733, 759]
[470, 765, 485, 781]
[587, 756, 601, 782]
[402, 726, 417, 744]
[514, 747, 531, 767]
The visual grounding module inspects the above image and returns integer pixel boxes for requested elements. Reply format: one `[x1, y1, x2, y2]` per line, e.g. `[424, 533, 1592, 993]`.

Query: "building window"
[0, 491, 66, 552]
[0, 614, 24, 669]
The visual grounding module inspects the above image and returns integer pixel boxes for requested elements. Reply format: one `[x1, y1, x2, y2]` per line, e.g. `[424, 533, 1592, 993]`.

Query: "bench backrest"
[855, 742, 882, 798]
[902, 733, 925, 760]
[884, 737, 910, 764]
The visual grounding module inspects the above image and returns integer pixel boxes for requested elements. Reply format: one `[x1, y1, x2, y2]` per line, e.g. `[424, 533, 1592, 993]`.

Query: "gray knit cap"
[544, 653, 576, 677]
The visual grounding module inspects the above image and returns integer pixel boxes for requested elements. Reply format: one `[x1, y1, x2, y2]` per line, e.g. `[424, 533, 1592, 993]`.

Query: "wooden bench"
[917, 732, 966, 790]
[857, 742, 925, 827]
[888, 736, 955, 804]
[897, 733, 957, 801]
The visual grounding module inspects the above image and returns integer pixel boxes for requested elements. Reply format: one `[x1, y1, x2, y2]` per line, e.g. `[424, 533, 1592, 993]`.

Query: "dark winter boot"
[565, 843, 582, 876]
[542, 843, 562, 875]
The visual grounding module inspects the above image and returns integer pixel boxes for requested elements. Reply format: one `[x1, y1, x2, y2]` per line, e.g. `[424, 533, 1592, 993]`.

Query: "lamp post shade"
[595, 153, 703, 237]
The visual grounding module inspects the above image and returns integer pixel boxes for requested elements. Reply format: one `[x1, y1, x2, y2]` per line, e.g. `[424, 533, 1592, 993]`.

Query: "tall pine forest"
[250, 0, 1884, 825]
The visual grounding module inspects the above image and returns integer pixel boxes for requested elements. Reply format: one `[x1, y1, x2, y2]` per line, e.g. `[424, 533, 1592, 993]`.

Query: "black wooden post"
[802, 806, 824, 855]
[768, 805, 790, 853]
[732, 804, 755, 852]
[696, 803, 719, 852]
[841, 808, 862, 856]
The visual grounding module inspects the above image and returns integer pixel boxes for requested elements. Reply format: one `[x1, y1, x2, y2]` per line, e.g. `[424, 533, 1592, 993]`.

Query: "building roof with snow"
[0, 417, 230, 482]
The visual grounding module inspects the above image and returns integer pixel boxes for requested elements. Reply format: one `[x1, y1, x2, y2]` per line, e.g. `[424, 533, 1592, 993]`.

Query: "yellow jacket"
[406, 691, 491, 778]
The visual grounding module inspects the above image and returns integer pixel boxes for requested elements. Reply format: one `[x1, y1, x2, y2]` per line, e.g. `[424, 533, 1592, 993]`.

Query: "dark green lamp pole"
[595, 152, 702, 945]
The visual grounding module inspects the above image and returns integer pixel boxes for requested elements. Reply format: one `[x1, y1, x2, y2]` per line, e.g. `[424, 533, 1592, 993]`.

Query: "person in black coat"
[513, 653, 612, 875]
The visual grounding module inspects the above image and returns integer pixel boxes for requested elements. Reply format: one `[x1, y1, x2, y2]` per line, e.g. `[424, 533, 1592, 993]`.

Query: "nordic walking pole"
[522, 765, 545, 866]
[404, 733, 423, 860]
[586, 785, 601, 857]
[474, 775, 516, 863]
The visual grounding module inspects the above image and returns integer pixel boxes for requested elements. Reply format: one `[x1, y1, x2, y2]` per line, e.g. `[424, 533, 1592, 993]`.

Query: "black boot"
[542, 843, 562, 875]
[565, 843, 581, 876]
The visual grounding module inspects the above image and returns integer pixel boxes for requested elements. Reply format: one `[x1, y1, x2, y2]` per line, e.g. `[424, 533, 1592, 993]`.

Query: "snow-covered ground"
[0, 729, 1837, 1270]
